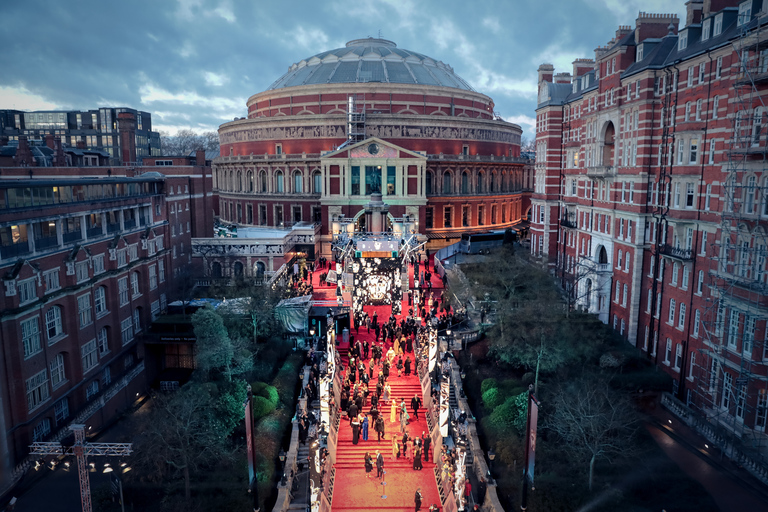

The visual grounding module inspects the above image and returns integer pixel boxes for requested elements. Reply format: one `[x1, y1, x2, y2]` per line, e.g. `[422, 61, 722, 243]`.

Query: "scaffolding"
[691, 10, 768, 466]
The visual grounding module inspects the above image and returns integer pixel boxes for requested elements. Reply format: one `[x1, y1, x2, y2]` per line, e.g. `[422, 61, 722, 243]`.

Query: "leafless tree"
[546, 377, 639, 491]
[159, 129, 220, 156]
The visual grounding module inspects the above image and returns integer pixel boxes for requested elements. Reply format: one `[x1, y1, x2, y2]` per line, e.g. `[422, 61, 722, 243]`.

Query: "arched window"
[211, 262, 222, 278]
[602, 122, 616, 166]
[490, 172, 496, 193]
[131, 272, 140, 297]
[461, 172, 469, 194]
[477, 172, 485, 193]
[234, 261, 244, 277]
[443, 171, 452, 195]
[260, 171, 267, 193]
[313, 171, 322, 194]
[247, 171, 254, 192]
[276, 171, 284, 193]
[229, 171, 234, 192]
[236, 171, 242, 192]
[46, 305, 63, 340]
[598, 246, 608, 264]
[426, 171, 434, 195]
[293, 171, 303, 194]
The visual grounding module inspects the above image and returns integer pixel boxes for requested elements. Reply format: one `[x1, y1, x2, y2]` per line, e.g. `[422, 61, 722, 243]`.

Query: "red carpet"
[310, 257, 445, 511]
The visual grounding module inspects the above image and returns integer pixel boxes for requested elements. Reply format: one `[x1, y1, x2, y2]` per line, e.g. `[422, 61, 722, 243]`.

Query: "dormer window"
[738, 1, 752, 27]
[714, 13, 723, 36]
[637, 44, 644, 62]
[702, 18, 711, 41]
[678, 30, 688, 51]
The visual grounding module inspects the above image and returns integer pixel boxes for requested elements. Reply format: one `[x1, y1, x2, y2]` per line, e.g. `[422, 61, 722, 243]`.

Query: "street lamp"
[278, 448, 286, 469]
[446, 329, 452, 350]
[488, 448, 496, 480]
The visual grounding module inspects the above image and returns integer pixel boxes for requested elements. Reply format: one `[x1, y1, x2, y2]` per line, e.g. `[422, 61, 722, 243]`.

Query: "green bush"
[273, 354, 303, 407]
[251, 381, 279, 407]
[481, 378, 498, 395]
[252, 396, 276, 420]
[482, 387, 504, 409]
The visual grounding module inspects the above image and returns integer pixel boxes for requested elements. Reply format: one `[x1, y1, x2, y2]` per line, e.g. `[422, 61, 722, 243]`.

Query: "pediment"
[322, 137, 426, 161]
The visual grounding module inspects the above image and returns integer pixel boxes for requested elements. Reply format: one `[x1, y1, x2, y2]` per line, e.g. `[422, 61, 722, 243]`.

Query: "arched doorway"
[602, 122, 615, 166]
[254, 261, 266, 283]
[233, 261, 244, 277]
[598, 246, 608, 264]
[211, 262, 222, 278]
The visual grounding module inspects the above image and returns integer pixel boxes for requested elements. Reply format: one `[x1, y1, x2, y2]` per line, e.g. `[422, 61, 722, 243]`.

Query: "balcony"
[86, 226, 103, 238]
[34, 235, 58, 250]
[1, 242, 31, 260]
[560, 218, 577, 229]
[123, 219, 136, 230]
[579, 256, 611, 274]
[660, 244, 693, 261]
[106, 223, 120, 234]
[586, 165, 616, 178]
[63, 231, 82, 244]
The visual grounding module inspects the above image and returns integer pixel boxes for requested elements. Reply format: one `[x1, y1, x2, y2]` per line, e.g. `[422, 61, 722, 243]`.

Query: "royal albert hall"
[212, 37, 532, 266]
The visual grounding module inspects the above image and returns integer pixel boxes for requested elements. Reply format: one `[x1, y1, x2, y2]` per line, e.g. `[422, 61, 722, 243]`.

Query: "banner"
[526, 395, 539, 486]
[428, 331, 437, 374]
[439, 378, 450, 438]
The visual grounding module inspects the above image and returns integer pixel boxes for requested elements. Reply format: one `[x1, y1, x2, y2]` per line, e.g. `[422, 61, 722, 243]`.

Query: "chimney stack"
[554, 72, 572, 84]
[195, 149, 206, 166]
[686, 0, 704, 25]
[14, 135, 35, 167]
[54, 136, 67, 167]
[117, 112, 137, 165]
[635, 12, 680, 43]
[572, 58, 595, 78]
[44, 134, 55, 150]
[537, 63, 555, 84]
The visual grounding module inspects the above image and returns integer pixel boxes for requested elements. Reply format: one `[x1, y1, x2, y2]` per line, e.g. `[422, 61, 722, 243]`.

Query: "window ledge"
[47, 334, 67, 346]
[51, 379, 69, 391]
[96, 310, 109, 320]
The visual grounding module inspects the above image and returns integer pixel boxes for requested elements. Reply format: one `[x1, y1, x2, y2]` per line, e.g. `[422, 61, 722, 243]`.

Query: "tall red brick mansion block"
[0, 115, 214, 493]
[533, 0, 768, 465]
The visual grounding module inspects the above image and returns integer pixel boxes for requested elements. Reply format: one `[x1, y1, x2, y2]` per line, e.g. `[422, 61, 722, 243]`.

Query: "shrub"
[482, 387, 504, 409]
[481, 378, 498, 395]
[251, 381, 279, 407]
[252, 396, 276, 420]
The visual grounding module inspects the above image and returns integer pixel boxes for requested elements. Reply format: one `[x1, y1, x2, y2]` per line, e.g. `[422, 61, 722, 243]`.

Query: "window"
[721, 373, 733, 410]
[712, 96, 719, 120]
[699, 63, 706, 84]
[678, 302, 686, 329]
[102, 366, 111, 387]
[313, 172, 322, 194]
[121, 317, 133, 346]
[714, 13, 723, 37]
[81, 339, 98, 373]
[622, 284, 628, 307]
[744, 315, 756, 354]
[615, 281, 621, 302]
[97, 327, 109, 356]
[158, 260, 165, 282]
[18, 278, 37, 306]
[75, 261, 89, 283]
[705, 182, 712, 208]
[50, 353, 66, 389]
[275, 171, 284, 193]
[682, 266, 690, 289]
[697, 270, 705, 294]
[727, 310, 740, 349]
[77, 293, 92, 328]
[151, 300, 160, 320]
[21, 317, 41, 358]
[738, 1, 752, 26]
[757, 390, 768, 431]
[149, 265, 157, 290]
[678, 30, 688, 51]
[672, 263, 679, 285]
[46, 306, 63, 341]
[293, 171, 302, 194]
[687, 66, 694, 87]
[702, 18, 711, 41]
[86, 380, 99, 401]
[44, 269, 60, 292]
[669, 298, 676, 324]
[133, 308, 142, 333]
[118, 277, 129, 306]
[32, 418, 51, 442]
[736, 385, 747, 420]
[693, 310, 701, 337]
[54, 398, 69, 426]
[665, 339, 672, 364]
[443, 206, 452, 228]
[685, 102, 692, 122]
[26, 369, 50, 412]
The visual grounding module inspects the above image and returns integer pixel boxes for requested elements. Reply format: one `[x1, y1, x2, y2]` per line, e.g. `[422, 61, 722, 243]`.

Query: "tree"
[192, 305, 253, 382]
[159, 129, 219, 156]
[546, 377, 639, 491]
[520, 136, 536, 152]
[133, 383, 232, 500]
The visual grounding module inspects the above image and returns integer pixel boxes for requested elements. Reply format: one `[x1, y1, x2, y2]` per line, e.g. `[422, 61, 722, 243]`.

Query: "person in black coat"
[376, 451, 384, 478]
[351, 416, 360, 445]
[421, 432, 430, 461]
[477, 477, 487, 506]
[404, 357, 411, 376]
[365, 452, 373, 477]
[414, 489, 422, 511]
[348, 402, 358, 423]
[375, 416, 385, 442]
[411, 394, 422, 420]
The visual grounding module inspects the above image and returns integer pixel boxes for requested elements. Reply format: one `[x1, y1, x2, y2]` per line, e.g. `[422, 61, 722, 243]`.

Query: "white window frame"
[81, 339, 98, 374]
[21, 316, 42, 358]
[26, 369, 50, 412]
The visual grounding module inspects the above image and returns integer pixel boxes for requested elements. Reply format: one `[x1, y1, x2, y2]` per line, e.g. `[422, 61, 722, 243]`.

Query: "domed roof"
[267, 38, 475, 92]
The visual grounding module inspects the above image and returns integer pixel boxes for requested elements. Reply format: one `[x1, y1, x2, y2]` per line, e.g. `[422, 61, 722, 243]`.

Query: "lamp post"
[278, 448, 287, 486]
[488, 448, 496, 483]
[446, 329, 452, 351]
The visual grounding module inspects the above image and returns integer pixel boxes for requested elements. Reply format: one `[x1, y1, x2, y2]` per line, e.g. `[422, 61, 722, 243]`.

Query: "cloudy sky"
[0, 0, 686, 139]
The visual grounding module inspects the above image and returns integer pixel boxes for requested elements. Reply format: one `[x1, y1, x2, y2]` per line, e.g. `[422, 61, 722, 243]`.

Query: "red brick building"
[0, 128, 214, 491]
[212, 37, 532, 277]
[533, 0, 768, 460]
